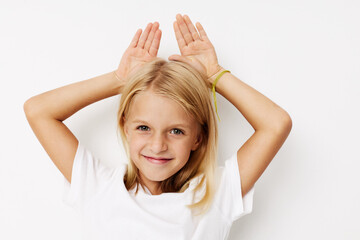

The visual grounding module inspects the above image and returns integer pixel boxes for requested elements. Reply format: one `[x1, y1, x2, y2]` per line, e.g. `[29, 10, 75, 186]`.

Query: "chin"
[146, 172, 173, 182]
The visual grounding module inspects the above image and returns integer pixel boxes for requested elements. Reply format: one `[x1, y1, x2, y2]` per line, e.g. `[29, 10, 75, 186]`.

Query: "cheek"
[175, 141, 193, 160]
[128, 138, 144, 166]
[128, 136, 145, 151]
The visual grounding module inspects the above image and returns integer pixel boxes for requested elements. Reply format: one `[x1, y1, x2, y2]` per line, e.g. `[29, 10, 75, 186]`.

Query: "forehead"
[127, 91, 196, 128]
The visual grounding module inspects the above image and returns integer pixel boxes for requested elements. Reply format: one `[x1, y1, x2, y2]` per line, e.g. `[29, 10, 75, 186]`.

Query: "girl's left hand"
[168, 14, 222, 84]
[115, 22, 162, 83]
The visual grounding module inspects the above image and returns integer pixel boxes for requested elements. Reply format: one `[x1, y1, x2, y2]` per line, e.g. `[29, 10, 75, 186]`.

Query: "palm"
[169, 14, 221, 80]
[119, 47, 155, 77]
[182, 42, 218, 77]
[116, 22, 162, 82]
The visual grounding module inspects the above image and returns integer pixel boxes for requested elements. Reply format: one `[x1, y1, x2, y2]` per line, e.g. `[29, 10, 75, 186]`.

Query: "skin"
[115, 22, 162, 84]
[123, 90, 202, 195]
[24, 14, 291, 200]
[168, 14, 292, 197]
[23, 21, 163, 188]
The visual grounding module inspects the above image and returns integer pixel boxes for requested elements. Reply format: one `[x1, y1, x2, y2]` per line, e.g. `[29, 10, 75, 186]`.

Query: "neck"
[139, 174, 162, 195]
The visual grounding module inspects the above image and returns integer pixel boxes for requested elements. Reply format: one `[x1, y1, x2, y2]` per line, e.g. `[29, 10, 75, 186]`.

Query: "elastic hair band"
[212, 70, 230, 122]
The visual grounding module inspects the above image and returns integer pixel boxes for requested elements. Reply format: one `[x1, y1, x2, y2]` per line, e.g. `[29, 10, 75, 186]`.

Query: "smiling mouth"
[143, 155, 173, 164]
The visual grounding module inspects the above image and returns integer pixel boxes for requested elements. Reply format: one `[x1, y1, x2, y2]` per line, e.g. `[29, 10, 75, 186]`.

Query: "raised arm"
[169, 14, 292, 197]
[23, 22, 162, 184]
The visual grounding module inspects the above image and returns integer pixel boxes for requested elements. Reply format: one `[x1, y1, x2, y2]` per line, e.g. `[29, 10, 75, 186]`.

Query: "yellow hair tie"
[212, 70, 230, 122]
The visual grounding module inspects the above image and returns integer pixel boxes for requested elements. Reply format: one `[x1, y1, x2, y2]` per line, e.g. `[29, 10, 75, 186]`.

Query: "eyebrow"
[131, 119, 191, 129]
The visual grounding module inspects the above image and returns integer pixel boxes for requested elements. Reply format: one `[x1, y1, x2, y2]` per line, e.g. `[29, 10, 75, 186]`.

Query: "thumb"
[168, 54, 189, 63]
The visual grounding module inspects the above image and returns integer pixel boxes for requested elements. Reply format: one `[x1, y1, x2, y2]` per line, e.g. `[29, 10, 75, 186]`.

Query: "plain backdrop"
[1, 0, 359, 239]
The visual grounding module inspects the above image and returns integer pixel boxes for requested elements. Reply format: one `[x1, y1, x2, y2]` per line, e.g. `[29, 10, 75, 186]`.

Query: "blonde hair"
[116, 57, 219, 216]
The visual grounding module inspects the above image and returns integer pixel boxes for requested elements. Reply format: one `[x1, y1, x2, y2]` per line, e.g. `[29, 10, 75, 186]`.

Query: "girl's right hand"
[115, 22, 162, 84]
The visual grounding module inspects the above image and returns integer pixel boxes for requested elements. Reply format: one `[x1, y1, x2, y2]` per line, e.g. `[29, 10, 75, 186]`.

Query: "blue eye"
[171, 129, 184, 135]
[137, 125, 149, 131]
[136, 125, 184, 135]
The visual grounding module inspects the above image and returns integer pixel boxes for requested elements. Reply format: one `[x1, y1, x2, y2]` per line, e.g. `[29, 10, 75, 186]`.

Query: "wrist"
[113, 71, 126, 93]
[208, 66, 226, 85]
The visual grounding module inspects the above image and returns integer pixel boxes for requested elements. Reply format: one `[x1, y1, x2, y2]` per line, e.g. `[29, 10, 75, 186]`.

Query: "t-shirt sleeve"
[215, 151, 255, 222]
[62, 141, 117, 210]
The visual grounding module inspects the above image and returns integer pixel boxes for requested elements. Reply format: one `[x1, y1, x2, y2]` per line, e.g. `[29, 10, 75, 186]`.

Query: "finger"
[176, 14, 193, 45]
[195, 22, 209, 41]
[168, 54, 181, 61]
[144, 22, 159, 51]
[138, 22, 152, 49]
[149, 29, 162, 56]
[183, 15, 200, 41]
[168, 54, 190, 65]
[129, 29, 142, 48]
[173, 21, 186, 55]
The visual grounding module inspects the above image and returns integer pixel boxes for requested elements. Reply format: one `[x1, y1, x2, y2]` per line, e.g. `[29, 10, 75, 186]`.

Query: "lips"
[143, 155, 173, 164]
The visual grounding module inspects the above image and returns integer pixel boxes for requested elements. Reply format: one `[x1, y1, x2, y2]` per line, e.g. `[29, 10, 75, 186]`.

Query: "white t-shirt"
[63, 141, 255, 240]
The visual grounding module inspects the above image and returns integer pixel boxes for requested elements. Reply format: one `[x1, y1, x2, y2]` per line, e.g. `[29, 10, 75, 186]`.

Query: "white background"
[1, 0, 359, 239]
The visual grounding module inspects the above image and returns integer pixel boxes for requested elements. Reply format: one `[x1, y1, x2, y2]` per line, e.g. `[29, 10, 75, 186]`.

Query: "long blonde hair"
[116, 57, 219, 216]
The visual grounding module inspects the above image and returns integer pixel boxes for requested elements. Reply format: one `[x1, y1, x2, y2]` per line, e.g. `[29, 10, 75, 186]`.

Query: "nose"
[149, 132, 168, 154]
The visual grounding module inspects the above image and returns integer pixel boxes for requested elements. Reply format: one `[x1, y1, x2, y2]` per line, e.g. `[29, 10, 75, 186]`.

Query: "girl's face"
[123, 90, 202, 194]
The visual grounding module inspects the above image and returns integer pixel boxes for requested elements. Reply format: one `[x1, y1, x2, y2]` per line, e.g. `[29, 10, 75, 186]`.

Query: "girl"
[24, 14, 292, 240]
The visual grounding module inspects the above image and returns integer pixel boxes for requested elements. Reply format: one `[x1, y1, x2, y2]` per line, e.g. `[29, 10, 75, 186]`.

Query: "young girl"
[24, 14, 292, 240]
